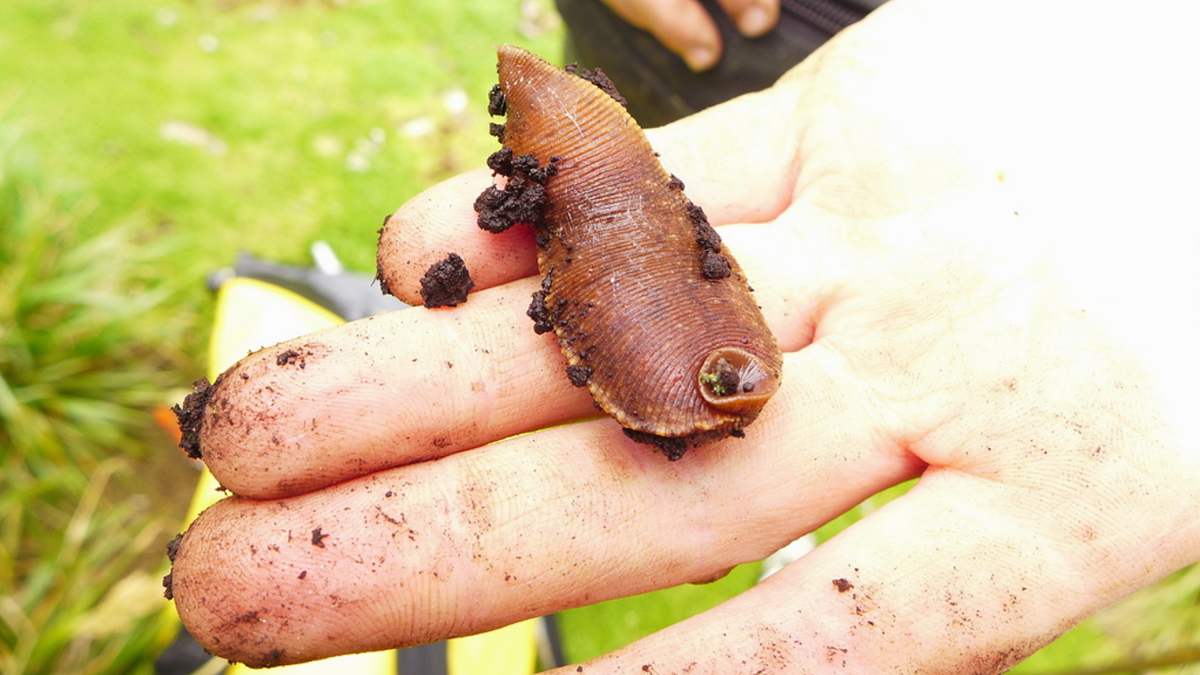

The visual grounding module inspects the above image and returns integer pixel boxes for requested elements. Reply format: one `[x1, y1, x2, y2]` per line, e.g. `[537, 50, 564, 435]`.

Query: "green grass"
[1, 0, 562, 672]
[557, 564, 762, 662]
[0, 126, 189, 674]
[1, 0, 1198, 672]
[2, 0, 563, 276]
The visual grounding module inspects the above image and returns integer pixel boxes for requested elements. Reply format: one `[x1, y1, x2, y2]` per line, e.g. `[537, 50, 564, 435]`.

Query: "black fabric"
[557, 0, 882, 127]
[397, 641, 449, 675]
[155, 626, 222, 675]
[155, 629, 452, 675]
[538, 613, 567, 669]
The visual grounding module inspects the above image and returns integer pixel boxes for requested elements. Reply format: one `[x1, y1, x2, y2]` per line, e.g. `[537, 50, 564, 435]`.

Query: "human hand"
[168, 0, 1200, 670]
[598, 0, 780, 71]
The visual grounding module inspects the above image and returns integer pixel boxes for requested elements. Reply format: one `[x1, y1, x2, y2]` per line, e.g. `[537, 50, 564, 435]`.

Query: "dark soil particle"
[486, 146, 515, 175]
[476, 148, 559, 234]
[714, 364, 740, 394]
[566, 365, 592, 387]
[565, 63, 628, 108]
[702, 357, 742, 397]
[474, 178, 547, 234]
[523, 157, 558, 184]
[487, 83, 506, 117]
[475, 151, 554, 235]
[262, 650, 285, 668]
[419, 253, 475, 308]
[484, 146, 559, 183]
[311, 527, 329, 548]
[623, 428, 688, 461]
[166, 533, 183, 562]
[700, 249, 733, 280]
[688, 202, 732, 280]
[236, 611, 261, 624]
[486, 147, 559, 184]
[172, 378, 213, 460]
[276, 349, 304, 367]
[833, 578, 854, 593]
[689, 203, 719, 244]
[375, 221, 394, 297]
[161, 533, 184, 600]
[527, 290, 554, 334]
[376, 275, 393, 297]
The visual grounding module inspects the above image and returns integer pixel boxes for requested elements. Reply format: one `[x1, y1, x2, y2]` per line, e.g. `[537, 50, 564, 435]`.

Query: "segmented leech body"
[476, 45, 783, 459]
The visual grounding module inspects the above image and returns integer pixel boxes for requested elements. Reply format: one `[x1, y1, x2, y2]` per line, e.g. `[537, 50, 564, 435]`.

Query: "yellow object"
[176, 276, 544, 675]
[186, 278, 345, 524]
[448, 619, 539, 675]
[207, 277, 345, 378]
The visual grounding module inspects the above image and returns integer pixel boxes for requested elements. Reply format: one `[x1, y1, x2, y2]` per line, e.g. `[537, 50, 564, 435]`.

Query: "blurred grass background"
[0, 0, 1196, 673]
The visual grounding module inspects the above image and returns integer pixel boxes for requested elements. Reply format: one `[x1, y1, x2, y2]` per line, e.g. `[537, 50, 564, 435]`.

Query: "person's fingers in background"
[558, 0, 875, 127]
[599, 0, 780, 70]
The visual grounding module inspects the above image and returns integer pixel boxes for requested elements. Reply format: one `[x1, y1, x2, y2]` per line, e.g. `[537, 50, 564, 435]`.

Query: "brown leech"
[475, 45, 783, 460]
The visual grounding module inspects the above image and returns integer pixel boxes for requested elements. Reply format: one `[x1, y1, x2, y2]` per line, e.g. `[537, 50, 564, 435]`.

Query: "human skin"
[596, 0, 780, 70]
[169, 0, 1200, 671]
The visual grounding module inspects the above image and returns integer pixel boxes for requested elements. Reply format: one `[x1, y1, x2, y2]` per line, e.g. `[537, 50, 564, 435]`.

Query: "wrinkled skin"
[170, 0, 1200, 671]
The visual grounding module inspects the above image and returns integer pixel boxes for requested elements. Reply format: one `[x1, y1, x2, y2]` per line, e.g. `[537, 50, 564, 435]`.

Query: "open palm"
[170, 0, 1200, 671]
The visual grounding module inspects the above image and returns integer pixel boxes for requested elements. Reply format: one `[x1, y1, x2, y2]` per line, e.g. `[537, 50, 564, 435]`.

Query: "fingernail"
[737, 5, 774, 37]
[684, 44, 718, 71]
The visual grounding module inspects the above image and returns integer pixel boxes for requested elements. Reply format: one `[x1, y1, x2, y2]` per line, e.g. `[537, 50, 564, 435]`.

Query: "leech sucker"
[474, 45, 783, 459]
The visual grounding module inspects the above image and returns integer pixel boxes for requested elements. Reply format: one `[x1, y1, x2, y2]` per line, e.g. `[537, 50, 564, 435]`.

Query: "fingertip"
[684, 42, 720, 71]
[376, 168, 538, 306]
[733, 0, 778, 37]
[375, 212, 427, 307]
[607, 0, 723, 71]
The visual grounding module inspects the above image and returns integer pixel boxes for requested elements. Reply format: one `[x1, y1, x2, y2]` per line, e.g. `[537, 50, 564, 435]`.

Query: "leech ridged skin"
[478, 46, 783, 459]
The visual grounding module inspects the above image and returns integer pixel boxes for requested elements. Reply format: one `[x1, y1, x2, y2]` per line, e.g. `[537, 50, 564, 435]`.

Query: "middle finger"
[197, 279, 591, 499]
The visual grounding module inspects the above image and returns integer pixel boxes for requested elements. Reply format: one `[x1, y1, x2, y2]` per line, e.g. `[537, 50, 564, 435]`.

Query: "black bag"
[558, 0, 884, 127]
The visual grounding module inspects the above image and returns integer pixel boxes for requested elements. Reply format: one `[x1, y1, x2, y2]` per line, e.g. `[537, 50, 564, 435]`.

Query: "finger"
[604, 0, 723, 71]
[170, 340, 926, 667]
[554, 454, 1200, 675]
[376, 168, 538, 307]
[173, 311, 1200, 669]
[377, 84, 806, 298]
[198, 219, 815, 500]
[714, 0, 779, 37]
[646, 85, 803, 224]
[195, 280, 590, 500]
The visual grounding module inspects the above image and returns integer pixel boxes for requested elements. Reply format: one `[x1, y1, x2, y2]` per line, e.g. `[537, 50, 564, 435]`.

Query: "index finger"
[192, 280, 588, 499]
